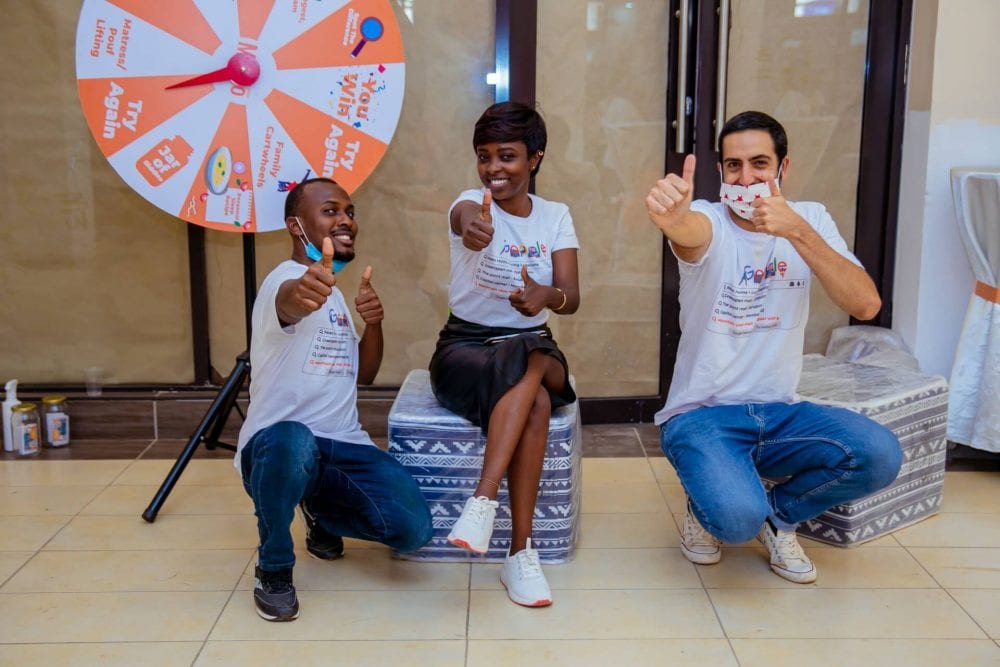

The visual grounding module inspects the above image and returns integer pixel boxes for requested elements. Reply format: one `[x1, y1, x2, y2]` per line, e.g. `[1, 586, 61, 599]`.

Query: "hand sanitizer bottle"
[3, 379, 20, 453]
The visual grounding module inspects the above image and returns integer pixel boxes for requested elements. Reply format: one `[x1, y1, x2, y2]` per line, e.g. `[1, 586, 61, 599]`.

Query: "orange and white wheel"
[76, 0, 405, 232]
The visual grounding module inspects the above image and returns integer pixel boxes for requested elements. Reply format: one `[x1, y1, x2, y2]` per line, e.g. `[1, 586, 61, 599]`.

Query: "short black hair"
[283, 177, 340, 220]
[718, 111, 788, 163]
[473, 101, 547, 176]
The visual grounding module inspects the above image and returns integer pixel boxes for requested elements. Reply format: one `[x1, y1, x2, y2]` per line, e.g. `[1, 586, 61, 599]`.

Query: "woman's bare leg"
[506, 385, 551, 554]
[475, 352, 566, 552]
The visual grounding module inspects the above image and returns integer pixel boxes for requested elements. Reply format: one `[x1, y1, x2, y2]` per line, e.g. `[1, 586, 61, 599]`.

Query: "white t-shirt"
[448, 189, 579, 328]
[654, 200, 863, 425]
[235, 260, 374, 472]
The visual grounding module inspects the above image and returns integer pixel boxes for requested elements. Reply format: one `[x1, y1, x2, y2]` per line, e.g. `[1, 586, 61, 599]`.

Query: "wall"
[0, 1, 495, 388]
[895, 0, 1000, 377]
[536, 0, 669, 396]
[0, 1, 193, 385]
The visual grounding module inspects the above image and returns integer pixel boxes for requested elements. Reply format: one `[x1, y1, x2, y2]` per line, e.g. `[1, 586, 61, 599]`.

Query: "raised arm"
[750, 179, 881, 320]
[645, 154, 713, 263]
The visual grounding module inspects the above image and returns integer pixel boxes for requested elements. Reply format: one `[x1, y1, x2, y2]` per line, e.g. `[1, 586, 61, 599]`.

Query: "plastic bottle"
[11, 403, 40, 457]
[42, 396, 70, 447]
[3, 379, 20, 453]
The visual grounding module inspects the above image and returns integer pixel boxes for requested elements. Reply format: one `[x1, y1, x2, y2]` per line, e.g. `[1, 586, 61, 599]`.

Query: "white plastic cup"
[84, 367, 104, 397]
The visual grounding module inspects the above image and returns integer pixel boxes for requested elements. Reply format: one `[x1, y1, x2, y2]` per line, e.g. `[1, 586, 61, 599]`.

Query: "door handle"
[715, 0, 730, 152]
[673, 0, 690, 153]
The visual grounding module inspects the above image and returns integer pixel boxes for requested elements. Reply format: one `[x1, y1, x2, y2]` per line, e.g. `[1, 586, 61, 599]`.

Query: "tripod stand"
[142, 234, 257, 522]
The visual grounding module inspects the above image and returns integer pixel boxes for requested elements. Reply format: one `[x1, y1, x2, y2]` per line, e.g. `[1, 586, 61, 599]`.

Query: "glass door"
[723, 0, 872, 351]
[536, 0, 671, 398]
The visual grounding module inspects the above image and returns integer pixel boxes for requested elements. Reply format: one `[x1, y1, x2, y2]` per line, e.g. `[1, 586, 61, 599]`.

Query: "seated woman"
[430, 101, 580, 607]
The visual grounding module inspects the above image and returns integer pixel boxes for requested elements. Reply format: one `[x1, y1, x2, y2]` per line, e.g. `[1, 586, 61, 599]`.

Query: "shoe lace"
[772, 529, 808, 561]
[468, 496, 495, 523]
[684, 510, 718, 546]
[515, 546, 544, 580]
[259, 569, 294, 594]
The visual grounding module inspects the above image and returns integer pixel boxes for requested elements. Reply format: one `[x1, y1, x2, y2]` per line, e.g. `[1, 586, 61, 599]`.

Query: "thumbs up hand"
[292, 237, 338, 315]
[462, 189, 495, 251]
[355, 265, 383, 325]
[646, 153, 696, 232]
[748, 177, 804, 239]
[508, 265, 550, 317]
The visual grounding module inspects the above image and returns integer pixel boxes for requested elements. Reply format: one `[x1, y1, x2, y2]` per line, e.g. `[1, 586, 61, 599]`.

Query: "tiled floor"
[0, 426, 998, 666]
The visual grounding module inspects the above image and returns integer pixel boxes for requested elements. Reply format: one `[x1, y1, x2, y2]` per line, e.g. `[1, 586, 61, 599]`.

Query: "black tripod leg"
[202, 351, 250, 449]
[141, 355, 250, 522]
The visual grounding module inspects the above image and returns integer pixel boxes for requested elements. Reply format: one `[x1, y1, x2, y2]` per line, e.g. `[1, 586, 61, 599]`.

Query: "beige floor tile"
[578, 513, 679, 548]
[2, 549, 252, 592]
[0, 460, 129, 486]
[582, 481, 667, 514]
[797, 531, 903, 548]
[470, 547, 701, 590]
[908, 547, 1000, 588]
[670, 512, 746, 545]
[0, 515, 71, 551]
[668, 513, 902, 549]
[659, 483, 689, 512]
[709, 588, 987, 639]
[196, 640, 465, 666]
[0, 591, 229, 642]
[940, 472, 1000, 513]
[0, 552, 32, 584]
[698, 544, 937, 589]
[468, 589, 723, 639]
[730, 638, 1000, 667]
[211, 590, 468, 640]
[44, 515, 258, 550]
[82, 484, 253, 515]
[0, 642, 202, 667]
[582, 457, 656, 484]
[649, 457, 681, 484]
[256, 511, 380, 551]
[235, 547, 470, 591]
[950, 589, 1000, 638]
[468, 639, 738, 666]
[274, 518, 384, 551]
[0, 485, 105, 516]
[117, 459, 241, 486]
[893, 513, 1000, 547]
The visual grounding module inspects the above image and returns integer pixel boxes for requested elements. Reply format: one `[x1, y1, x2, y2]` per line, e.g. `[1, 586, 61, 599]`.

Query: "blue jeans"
[660, 402, 902, 544]
[241, 421, 433, 571]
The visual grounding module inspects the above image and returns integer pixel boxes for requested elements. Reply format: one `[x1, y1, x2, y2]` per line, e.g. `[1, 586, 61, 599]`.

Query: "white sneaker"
[500, 538, 552, 607]
[447, 495, 498, 554]
[680, 503, 722, 565]
[757, 520, 817, 584]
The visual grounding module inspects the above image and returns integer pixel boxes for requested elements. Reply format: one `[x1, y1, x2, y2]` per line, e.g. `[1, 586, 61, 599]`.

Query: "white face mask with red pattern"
[719, 168, 782, 220]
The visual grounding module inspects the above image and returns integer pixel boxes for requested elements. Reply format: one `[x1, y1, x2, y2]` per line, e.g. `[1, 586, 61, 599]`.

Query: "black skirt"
[429, 314, 577, 434]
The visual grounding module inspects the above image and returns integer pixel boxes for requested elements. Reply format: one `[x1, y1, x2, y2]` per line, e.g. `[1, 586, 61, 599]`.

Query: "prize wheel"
[75, 0, 405, 232]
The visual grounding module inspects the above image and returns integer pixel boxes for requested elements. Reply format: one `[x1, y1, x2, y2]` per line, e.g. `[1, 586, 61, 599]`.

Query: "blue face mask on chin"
[296, 217, 349, 273]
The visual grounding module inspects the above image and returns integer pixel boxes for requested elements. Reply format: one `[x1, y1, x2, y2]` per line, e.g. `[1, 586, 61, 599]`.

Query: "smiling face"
[476, 141, 541, 216]
[719, 129, 789, 187]
[286, 180, 357, 263]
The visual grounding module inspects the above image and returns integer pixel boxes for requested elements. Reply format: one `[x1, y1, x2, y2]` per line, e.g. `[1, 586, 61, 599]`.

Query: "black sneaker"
[300, 502, 345, 560]
[253, 565, 299, 622]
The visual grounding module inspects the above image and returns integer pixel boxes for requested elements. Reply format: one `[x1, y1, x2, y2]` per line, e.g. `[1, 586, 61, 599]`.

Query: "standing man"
[645, 111, 901, 583]
[237, 177, 432, 621]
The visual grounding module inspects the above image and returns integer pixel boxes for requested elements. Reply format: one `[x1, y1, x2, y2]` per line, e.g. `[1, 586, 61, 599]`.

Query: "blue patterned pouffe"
[789, 354, 949, 546]
[388, 369, 581, 563]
